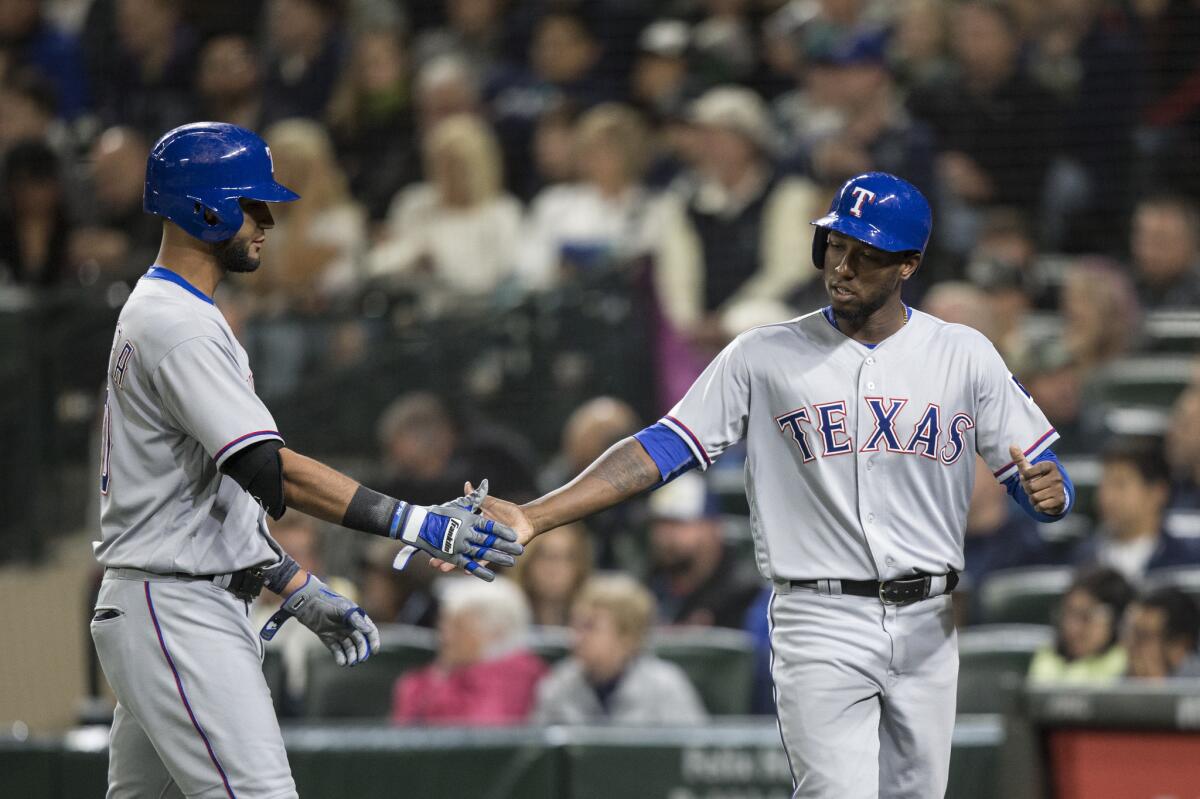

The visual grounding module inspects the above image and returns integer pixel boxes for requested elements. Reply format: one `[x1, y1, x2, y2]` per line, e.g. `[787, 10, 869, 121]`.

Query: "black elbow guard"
[220, 440, 286, 520]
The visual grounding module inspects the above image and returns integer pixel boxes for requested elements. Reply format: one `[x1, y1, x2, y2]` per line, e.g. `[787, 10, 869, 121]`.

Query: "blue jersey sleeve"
[634, 422, 701, 484]
[1003, 449, 1074, 522]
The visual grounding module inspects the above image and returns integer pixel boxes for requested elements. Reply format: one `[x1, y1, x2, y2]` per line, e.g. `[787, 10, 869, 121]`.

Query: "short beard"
[831, 272, 902, 326]
[213, 236, 259, 274]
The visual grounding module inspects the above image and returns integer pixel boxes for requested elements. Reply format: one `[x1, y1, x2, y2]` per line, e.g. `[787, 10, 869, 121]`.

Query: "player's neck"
[835, 296, 909, 345]
[153, 241, 223, 299]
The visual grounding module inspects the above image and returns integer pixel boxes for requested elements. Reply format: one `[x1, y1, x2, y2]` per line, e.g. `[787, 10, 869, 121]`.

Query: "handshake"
[392, 479, 527, 583]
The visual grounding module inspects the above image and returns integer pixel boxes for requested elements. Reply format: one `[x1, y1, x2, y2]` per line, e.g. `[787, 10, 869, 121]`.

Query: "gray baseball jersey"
[95, 267, 283, 575]
[660, 307, 1056, 582]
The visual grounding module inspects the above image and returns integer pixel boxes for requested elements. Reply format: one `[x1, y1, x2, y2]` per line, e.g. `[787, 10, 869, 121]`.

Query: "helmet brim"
[240, 180, 301, 203]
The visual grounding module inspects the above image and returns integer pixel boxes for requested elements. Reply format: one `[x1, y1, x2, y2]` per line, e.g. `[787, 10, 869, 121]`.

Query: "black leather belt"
[790, 572, 959, 606]
[177, 567, 267, 601]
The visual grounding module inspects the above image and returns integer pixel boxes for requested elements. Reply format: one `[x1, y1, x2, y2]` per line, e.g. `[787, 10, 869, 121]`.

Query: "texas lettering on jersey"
[775, 398, 975, 465]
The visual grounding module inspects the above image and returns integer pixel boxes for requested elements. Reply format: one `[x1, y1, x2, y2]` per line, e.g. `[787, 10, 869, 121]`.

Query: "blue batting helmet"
[810, 172, 931, 268]
[144, 122, 299, 242]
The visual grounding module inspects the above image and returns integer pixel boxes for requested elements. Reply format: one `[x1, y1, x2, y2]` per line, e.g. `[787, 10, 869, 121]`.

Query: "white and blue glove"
[260, 573, 381, 667]
[391, 479, 522, 582]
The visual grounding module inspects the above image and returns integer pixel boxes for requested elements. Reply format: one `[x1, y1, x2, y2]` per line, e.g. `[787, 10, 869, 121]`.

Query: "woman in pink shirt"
[392, 577, 547, 725]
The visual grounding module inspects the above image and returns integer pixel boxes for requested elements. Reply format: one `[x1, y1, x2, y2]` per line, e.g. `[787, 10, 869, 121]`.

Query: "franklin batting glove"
[260, 573, 381, 667]
[391, 479, 522, 582]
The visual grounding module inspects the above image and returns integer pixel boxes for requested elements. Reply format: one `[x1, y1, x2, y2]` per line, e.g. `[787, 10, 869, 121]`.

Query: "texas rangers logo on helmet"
[849, 187, 877, 218]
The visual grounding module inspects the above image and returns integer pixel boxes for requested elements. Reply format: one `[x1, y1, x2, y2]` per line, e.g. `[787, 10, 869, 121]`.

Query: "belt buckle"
[879, 576, 926, 606]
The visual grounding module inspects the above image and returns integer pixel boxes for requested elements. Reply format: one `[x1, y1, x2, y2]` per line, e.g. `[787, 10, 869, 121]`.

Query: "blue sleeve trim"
[1004, 449, 1074, 523]
[634, 423, 700, 484]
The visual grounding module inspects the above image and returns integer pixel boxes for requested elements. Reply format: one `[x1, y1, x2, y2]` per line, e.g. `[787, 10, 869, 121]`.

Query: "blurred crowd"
[12, 0, 1200, 721]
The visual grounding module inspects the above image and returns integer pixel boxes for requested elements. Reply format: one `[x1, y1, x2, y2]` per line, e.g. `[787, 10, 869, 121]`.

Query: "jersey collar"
[821, 304, 911, 350]
[143, 266, 215, 305]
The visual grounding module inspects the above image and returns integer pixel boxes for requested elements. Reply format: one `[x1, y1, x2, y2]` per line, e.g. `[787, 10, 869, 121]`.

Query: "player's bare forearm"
[523, 438, 660, 535]
[279, 448, 360, 524]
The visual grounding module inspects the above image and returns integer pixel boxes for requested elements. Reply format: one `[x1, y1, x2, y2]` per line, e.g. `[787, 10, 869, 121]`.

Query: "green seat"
[1090, 356, 1193, 409]
[649, 627, 756, 716]
[1143, 310, 1200, 354]
[527, 625, 572, 664]
[304, 624, 436, 719]
[1146, 567, 1200, 609]
[979, 566, 1075, 626]
[956, 624, 1053, 714]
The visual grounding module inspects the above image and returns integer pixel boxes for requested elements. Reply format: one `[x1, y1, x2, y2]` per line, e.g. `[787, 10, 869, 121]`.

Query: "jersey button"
[886, 556, 895, 566]
[867, 382, 876, 390]
[868, 513, 876, 523]
[866, 357, 875, 365]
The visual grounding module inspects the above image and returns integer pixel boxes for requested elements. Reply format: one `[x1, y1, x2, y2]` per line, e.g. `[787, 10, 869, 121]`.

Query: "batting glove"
[260, 573, 381, 667]
[391, 479, 522, 582]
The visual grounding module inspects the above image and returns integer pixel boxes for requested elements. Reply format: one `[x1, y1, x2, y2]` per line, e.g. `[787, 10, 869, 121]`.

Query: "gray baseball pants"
[90, 569, 297, 799]
[768, 582, 958, 799]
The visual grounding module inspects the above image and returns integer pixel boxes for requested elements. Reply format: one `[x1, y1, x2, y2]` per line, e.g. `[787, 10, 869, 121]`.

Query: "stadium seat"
[1146, 567, 1200, 608]
[649, 627, 756, 716]
[956, 624, 1053, 714]
[1057, 455, 1100, 520]
[304, 624, 436, 719]
[978, 566, 1075, 626]
[527, 625, 572, 664]
[1089, 355, 1193, 410]
[1142, 310, 1200, 354]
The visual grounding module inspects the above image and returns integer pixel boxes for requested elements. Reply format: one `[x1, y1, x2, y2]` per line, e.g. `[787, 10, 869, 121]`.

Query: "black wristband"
[263, 553, 301, 595]
[343, 485, 403, 538]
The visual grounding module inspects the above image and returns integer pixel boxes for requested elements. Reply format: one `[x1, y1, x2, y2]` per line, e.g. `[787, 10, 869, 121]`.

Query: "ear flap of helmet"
[187, 194, 245, 242]
[812, 227, 829, 269]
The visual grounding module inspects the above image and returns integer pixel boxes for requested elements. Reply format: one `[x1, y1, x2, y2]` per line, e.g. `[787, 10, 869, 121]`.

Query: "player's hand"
[260, 573, 381, 667]
[392, 479, 523, 582]
[431, 481, 537, 576]
[1009, 445, 1067, 516]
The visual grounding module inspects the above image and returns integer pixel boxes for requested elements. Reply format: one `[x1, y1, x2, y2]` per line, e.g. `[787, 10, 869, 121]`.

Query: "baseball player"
[449, 172, 1074, 797]
[91, 122, 521, 799]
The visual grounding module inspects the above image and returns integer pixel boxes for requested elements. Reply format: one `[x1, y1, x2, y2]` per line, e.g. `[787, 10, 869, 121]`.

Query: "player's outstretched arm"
[224, 446, 522, 581]
[431, 437, 660, 574]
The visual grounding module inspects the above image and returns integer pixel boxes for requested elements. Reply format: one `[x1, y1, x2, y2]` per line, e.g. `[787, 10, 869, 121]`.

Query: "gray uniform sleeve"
[661, 336, 752, 470]
[973, 337, 1058, 484]
[154, 337, 283, 468]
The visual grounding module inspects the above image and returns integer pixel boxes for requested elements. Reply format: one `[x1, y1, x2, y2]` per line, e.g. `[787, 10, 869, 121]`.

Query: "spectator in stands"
[1166, 380, 1200, 524]
[0, 71, 59, 153]
[538, 397, 644, 571]
[327, 26, 419, 223]
[920, 282, 1001, 346]
[415, 54, 483, 135]
[1129, 194, 1200, 310]
[655, 86, 821, 356]
[261, 0, 346, 123]
[647, 472, 762, 629]
[630, 20, 692, 120]
[889, 0, 953, 93]
[251, 516, 356, 714]
[1019, 339, 1085, 455]
[963, 455, 1056, 621]
[1123, 586, 1200, 679]
[526, 100, 580, 197]
[518, 103, 659, 290]
[514, 522, 593, 627]
[358, 538, 440, 628]
[778, 29, 936, 196]
[412, 0, 510, 75]
[1028, 567, 1134, 684]
[0, 0, 89, 119]
[91, 0, 199, 136]
[369, 115, 521, 305]
[1060, 259, 1139, 375]
[375, 391, 538, 508]
[0, 139, 72, 287]
[69, 127, 158, 282]
[1076, 438, 1200, 583]
[195, 34, 265, 133]
[909, 0, 1060, 256]
[392, 577, 547, 725]
[1027, 0, 1141, 250]
[532, 573, 707, 725]
[252, 118, 368, 309]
